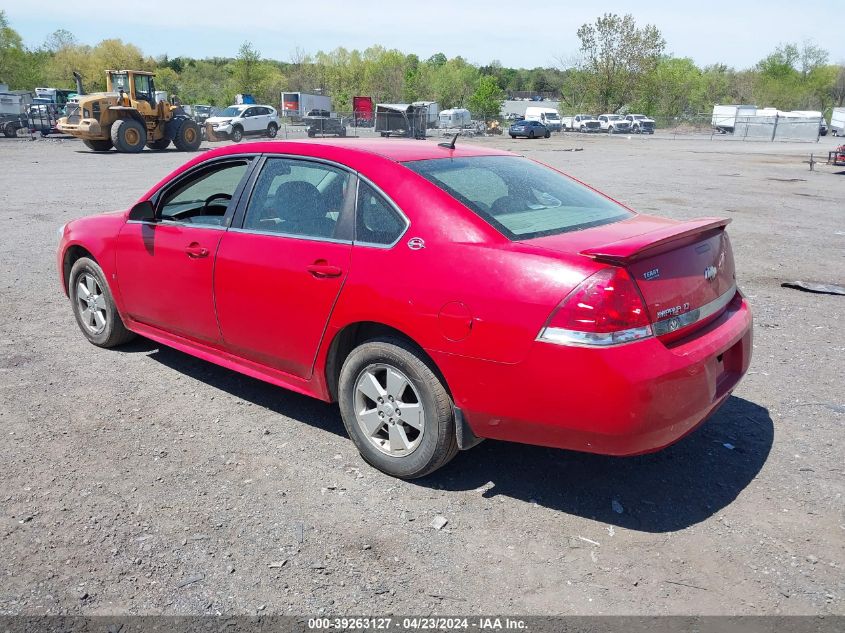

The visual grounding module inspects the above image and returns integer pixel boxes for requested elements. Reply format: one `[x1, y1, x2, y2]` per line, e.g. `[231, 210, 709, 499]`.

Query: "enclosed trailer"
[375, 103, 427, 138]
[281, 92, 332, 119]
[412, 101, 440, 127]
[352, 96, 374, 126]
[829, 108, 845, 136]
[712, 104, 757, 133]
[438, 108, 472, 129]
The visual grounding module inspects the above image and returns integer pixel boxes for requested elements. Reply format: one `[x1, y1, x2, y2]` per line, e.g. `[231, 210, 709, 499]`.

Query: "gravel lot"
[0, 130, 842, 616]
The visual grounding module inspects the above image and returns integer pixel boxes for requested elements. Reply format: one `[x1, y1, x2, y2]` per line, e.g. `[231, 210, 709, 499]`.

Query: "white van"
[524, 107, 562, 132]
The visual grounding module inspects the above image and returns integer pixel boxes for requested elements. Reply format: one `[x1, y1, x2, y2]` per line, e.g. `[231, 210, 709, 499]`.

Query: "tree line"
[2, 10, 843, 119]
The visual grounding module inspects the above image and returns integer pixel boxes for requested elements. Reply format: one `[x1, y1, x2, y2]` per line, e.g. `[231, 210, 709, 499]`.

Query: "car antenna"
[438, 133, 458, 150]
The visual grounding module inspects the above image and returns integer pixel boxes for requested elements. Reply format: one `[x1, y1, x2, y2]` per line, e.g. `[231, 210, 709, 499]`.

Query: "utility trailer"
[374, 103, 428, 138]
[830, 108, 845, 137]
[712, 104, 757, 133]
[0, 87, 34, 137]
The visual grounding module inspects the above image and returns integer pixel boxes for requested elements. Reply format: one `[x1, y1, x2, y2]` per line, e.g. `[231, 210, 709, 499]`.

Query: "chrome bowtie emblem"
[704, 265, 718, 281]
[407, 237, 425, 250]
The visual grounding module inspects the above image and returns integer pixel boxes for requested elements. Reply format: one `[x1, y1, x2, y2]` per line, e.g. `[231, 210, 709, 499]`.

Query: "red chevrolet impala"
[57, 140, 752, 478]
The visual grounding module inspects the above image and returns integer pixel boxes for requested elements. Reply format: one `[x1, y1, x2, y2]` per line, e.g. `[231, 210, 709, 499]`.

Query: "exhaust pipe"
[72, 71, 84, 95]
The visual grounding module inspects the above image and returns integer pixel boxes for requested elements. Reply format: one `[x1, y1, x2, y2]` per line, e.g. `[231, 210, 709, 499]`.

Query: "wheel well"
[62, 245, 94, 294]
[324, 322, 450, 402]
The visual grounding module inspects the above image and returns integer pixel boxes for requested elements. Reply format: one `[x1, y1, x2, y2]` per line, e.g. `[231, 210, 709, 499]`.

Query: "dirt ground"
[0, 129, 842, 617]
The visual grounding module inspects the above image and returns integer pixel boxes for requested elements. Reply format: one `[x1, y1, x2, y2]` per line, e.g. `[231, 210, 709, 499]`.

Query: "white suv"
[205, 105, 279, 142]
[624, 114, 655, 134]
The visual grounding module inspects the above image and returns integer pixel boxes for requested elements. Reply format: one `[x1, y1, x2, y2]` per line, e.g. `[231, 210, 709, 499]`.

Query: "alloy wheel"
[76, 273, 107, 335]
[353, 364, 425, 457]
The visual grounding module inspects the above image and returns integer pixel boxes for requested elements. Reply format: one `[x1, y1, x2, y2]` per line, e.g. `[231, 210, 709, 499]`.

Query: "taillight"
[537, 267, 653, 346]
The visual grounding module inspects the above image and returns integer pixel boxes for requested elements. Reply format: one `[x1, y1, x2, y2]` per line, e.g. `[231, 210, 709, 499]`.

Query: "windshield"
[608, 115, 622, 120]
[545, 113, 560, 119]
[404, 156, 631, 240]
[218, 106, 244, 117]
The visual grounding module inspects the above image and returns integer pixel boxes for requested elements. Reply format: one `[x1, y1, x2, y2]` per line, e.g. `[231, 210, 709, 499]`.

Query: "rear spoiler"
[580, 217, 731, 264]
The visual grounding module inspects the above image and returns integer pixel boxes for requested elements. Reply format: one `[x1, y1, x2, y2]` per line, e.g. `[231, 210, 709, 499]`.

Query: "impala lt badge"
[704, 265, 718, 281]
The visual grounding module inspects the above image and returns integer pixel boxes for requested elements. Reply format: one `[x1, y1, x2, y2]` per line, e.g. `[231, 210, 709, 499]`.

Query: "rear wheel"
[266, 122, 278, 138]
[83, 139, 113, 151]
[110, 119, 147, 153]
[172, 118, 201, 151]
[147, 137, 171, 150]
[338, 338, 458, 479]
[3, 122, 16, 138]
[230, 126, 243, 143]
[69, 257, 135, 348]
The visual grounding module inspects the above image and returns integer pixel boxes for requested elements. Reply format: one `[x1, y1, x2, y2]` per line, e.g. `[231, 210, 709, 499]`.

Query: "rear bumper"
[433, 292, 753, 455]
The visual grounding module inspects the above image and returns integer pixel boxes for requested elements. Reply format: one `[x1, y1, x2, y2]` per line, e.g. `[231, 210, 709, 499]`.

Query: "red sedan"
[57, 140, 752, 478]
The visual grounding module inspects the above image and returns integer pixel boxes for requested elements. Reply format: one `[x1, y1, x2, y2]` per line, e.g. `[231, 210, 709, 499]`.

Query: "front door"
[115, 158, 252, 343]
[214, 157, 355, 378]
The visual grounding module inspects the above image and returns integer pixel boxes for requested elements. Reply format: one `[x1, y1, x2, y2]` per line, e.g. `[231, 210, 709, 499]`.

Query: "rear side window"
[404, 156, 631, 240]
[355, 181, 406, 246]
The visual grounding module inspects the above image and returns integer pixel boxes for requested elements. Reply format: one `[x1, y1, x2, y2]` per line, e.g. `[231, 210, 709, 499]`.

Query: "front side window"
[242, 158, 351, 240]
[355, 182, 406, 246]
[158, 161, 249, 225]
[404, 156, 631, 240]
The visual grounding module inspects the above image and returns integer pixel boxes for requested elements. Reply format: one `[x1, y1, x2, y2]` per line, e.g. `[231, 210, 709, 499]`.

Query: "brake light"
[537, 267, 653, 346]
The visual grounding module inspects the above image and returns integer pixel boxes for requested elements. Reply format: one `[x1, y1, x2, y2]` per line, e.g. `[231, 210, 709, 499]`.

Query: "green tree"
[576, 13, 665, 112]
[468, 75, 505, 121]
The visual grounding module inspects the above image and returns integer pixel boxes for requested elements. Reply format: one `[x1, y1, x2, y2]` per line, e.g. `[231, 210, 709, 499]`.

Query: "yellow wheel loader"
[57, 70, 201, 153]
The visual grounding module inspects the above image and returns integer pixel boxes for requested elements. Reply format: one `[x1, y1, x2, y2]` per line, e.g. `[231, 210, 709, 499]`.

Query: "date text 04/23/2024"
[307, 617, 528, 630]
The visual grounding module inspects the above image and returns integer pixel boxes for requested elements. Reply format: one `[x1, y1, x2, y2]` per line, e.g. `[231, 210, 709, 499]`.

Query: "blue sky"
[6, 1, 842, 69]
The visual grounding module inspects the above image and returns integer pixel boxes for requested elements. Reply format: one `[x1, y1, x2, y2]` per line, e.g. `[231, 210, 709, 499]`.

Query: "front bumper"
[433, 292, 753, 455]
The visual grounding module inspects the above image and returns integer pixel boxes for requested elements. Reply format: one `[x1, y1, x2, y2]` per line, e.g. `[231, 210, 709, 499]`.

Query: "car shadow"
[127, 340, 772, 532]
[135, 340, 345, 438]
[421, 395, 773, 533]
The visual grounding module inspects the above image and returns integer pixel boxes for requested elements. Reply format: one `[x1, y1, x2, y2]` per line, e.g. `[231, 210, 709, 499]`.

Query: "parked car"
[56, 140, 752, 479]
[509, 120, 550, 138]
[305, 114, 347, 137]
[205, 105, 279, 142]
[598, 114, 632, 134]
[624, 114, 655, 134]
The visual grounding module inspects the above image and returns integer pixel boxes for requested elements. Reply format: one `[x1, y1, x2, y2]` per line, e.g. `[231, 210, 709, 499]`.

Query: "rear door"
[214, 156, 355, 378]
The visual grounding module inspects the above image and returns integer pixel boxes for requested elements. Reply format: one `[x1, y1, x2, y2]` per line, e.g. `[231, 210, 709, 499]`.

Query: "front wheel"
[68, 257, 136, 348]
[509, 134, 516, 138]
[83, 139, 114, 151]
[110, 118, 147, 153]
[528, 130, 535, 138]
[230, 126, 243, 143]
[266, 122, 278, 138]
[338, 338, 458, 479]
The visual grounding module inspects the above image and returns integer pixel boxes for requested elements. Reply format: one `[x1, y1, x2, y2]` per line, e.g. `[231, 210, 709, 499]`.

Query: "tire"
[3, 122, 16, 138]
[110, 118, 147, 153]
[633, 125, 640, 134]
[68, 257, 135, 348]
[147, 137, 171, 150]
[528, 130, 535, 138]
[307, 129, 316, 138]
[339, 127, 346, 137]
[338, 337, 459, 479]
[544, 131, 550, 138]
[40, 129, 50, 138]
[172, 118, 201, 151]
[579, 125, 586, 132]
[230, 126, 243, 143]
[510, 134, 516, 138]
[266, 122, 278, 138]
[83, 139, 114, 151]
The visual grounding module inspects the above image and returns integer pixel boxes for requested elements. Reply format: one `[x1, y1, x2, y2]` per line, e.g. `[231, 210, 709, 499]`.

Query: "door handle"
[185, 242, 209, 258]
[306, 261, 343, 278]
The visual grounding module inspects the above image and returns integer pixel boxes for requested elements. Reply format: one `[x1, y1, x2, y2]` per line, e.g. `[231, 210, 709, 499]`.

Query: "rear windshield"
[404, 156, 631, 240]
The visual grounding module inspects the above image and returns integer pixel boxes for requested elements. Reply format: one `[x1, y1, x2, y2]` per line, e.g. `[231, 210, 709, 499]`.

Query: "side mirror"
[128, 200, 155, 222]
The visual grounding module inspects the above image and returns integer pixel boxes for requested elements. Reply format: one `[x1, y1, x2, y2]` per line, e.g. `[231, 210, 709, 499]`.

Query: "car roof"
[196, 139, 515, 163]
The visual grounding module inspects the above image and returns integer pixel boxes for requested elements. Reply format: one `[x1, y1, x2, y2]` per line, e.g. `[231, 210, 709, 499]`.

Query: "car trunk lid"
[579, 217, 736, 337]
